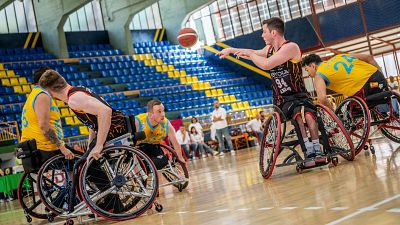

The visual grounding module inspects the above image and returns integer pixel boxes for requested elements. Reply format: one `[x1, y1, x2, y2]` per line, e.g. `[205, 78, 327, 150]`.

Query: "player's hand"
[216, 48, 232, 59]
[234, 49, 253, 59]
[88, 145, 103, 161]
[60, 145, 75, 160]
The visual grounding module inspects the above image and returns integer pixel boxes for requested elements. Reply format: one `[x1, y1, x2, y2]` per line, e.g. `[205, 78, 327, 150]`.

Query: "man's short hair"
[147, 100, 162, 112]
[33, 66, 51, 84]
[38, 70, 67, 92]
[262, 17, 285, 35]
[302, 54, 322, 67]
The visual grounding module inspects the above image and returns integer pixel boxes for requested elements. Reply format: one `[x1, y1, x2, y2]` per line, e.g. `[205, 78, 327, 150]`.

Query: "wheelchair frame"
[259, 104, 354, 179]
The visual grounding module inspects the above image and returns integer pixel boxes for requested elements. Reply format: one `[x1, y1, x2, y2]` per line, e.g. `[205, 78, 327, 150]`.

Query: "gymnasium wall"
[131, 29, 168, 44]
[65, 31, 109, 46]
[0, 33, 43, 49]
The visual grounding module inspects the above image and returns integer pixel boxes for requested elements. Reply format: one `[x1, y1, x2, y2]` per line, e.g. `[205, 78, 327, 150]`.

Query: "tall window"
[374, 51, 400, 78]
[185, 0, 358, 45]
[0, 0, 37, 34]
[129, 3, 162, 30]
[64, 0, 104, 32]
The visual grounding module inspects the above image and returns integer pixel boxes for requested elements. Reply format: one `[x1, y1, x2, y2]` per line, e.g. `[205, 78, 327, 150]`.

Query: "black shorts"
[363, 70, 389, 97]
[138, 144, 168, 170]
[279, 96, 317, 121]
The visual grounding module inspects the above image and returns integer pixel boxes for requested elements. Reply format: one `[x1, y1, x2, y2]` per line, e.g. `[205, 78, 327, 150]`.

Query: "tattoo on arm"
[44, 128, 63, 147]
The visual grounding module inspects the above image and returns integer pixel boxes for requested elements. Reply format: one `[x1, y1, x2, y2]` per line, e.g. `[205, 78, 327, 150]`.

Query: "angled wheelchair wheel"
[36, 155, 82, 215]
[371, 95, 400, 143]
[78, 145, 159, 221]
[18, 172, 55, 220]
[317, 104, 355, 161]
[160, 144, 189, 191]
[259, 111, 281, 179]
[335, 97, 370, 155]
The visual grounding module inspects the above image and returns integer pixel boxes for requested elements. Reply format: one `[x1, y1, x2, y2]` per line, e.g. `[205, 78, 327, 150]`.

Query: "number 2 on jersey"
[333, 55, 356, 74]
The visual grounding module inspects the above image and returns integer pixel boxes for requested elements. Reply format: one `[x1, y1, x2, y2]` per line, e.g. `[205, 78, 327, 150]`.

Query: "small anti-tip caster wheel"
[331, 157, 339, 167]
[26, 215, 32, 223]
[155, 203, 163, 212]
[178, 184, 183, 192]
[296, 166, 303, 174]
[47, 215, 54, 222]
[363, 145, 369, 150]
[370, 145, 375, 154]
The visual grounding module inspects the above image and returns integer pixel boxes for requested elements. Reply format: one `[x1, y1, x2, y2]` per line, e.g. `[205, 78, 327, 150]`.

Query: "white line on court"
[281, 207, 297, 210]
[304, 207, 323, 210]
[330, 207, 349, 211]
[326, 194, 400, 225]
[387, 208, 400, 213]
[257, 207, 273, 210]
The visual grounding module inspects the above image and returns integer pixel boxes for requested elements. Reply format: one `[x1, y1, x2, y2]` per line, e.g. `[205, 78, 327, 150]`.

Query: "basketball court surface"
[1, 138, 399, 225]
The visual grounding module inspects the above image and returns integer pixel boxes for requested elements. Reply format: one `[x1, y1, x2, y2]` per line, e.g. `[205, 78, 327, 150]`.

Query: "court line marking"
[387, 208, 400, 213]
[237, 208, 251, 211]
[326, 194, 400, 225]
[330, 207, 349, 211]
[257, 207, 273, 210]
[281, 207, 297, 210]
[305, 207, 323, 210]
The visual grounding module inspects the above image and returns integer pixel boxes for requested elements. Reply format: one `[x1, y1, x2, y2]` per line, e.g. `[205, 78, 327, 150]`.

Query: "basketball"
[177, 28, 198, 48]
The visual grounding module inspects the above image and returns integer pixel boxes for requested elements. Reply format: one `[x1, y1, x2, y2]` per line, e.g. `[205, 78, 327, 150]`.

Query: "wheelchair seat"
[365, 90, 392, 107]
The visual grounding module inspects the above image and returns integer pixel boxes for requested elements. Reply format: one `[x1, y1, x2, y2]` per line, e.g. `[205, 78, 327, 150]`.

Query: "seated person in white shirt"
[246, 114, 263, 143]
[190, 127, 217, 157]
[212, 101, 234, 155]
[189, 117, 203, 137]
[176, 126, 198, 160]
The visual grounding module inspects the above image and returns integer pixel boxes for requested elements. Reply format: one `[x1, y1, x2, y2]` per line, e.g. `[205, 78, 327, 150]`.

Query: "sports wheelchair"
[259, 103, 355, 179]
[22, 116, 188, 224]
[336, 90, 400, 155]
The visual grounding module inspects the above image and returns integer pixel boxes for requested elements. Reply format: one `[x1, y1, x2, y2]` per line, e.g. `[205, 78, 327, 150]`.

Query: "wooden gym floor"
[0, 138, 399, 225]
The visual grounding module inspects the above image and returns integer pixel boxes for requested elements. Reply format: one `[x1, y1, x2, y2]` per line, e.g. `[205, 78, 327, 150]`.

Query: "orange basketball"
[177, 28, 198, 48]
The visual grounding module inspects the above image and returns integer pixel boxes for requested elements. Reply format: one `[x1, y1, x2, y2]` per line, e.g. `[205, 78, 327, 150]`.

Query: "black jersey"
[67, 86, 127, 140]
[266, 41, 309, 107]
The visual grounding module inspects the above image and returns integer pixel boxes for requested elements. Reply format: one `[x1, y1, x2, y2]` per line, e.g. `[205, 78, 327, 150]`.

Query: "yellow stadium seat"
[186, 77, 193, 83]
[167, 71, 174, 77]
[144, 59, 151, 66]
[205, 90, 212, 97]
[217, 89, 223, 95]
[205, 82, 211, 89]
[60, 108, 70, 117]
[237, 102, 244, 109]
[0, 71, 6, 78]
[245, 110, 251, 118]
[211, 89, 218, 96]
[198, 82, 205, 90]
[162, 65, 169, 72]
[69, 108, 75, 116]
[1, 79, 10, 86]
[192, 76, 198, 83]
[74, 117, 82, 125]
[218, 96, 225, 103]
[232, 103, 238, 110]
[55, 100, 64, 107]
[156, 66, 162, 72]
[174, 71, 180, 77]
[180, 70, 187, 76]
[133, 55, 140, 60]
[22, 85, 31, 93]
[138, 54, 145, 60]
[168, 65, 174, 71]
[224, 95, 230, 102]
[243, 101, 250, 108]
[7, 70, 15, 77]
[9, 78, 18, 86]
[145, 54, 152, 59]
[0, 64, 3, 70]
[156, 59, 163, 65]
[229, 95, 236, 101]
[19, 77, 27, 85]
[192, 83, 199, 90]
[79, 126, 89, 135]
[65, 117, 74, 125]
[150, 59, 157, 66]
[13, 86, 22, 93]
[180, 77, 187, 84]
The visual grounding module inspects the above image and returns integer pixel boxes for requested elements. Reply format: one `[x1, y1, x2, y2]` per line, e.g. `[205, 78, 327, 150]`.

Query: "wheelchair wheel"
[78, 145, 159, 221]
[37, 155, 82, 215]
[336, 96, 370, 155]
[317, 104, 355, 161]
[160, 144, 189, 191]
[259, 111, 281, 179]
[17, 172, 54, 220]
[371, 96, 400, 143]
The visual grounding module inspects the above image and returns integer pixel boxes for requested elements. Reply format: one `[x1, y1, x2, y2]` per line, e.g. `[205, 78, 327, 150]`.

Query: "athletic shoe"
[230, 150, 235, 155]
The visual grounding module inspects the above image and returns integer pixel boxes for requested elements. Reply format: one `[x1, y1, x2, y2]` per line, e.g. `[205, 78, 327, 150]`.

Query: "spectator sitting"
[190, 127, 217, 158]
[176, 126, 198, 160]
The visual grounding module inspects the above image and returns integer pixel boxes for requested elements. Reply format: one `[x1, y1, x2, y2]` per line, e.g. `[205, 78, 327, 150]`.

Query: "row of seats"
[0, 114, 21, 123]
[67, 44, 113, 52]
[69, 79, 102, 87]
[102, 92, 127, 102]
[137, 84, 192, 96]
[69, 49, 122, 58]
[0, 104, 23, 115]
[91, 85, 114, 94]
[127, 79, 181, 90]
[3, 60, 65, 70]
[120, 107, 148, 117]
[90, 61, 147, 71]
[166, 98, 220, 112]
[249, 98, 273, 107]
[134, 45, 185, 54]
[65, 72, 90, 81]
[133, 41, 171, 48]
[101, 68, 165, 77]
[79, 55, 136, 64]
[1, 77, 28, 86]
[110, 100, 140, 111]
[158, 91, 206, 103]
[0, 54, 55, 62]
[0, 47, 44, 55]
[152, 52, 204, 59]
[113, 74, 168, 83]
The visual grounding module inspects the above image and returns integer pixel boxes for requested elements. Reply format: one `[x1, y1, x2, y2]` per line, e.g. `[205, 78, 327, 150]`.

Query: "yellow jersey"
[316, 54, 378, 96]
[135, 113, 169, 144]
[21, 86, 63, 151]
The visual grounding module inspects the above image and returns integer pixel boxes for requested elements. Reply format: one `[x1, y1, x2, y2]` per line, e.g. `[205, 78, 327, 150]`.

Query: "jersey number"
[333, 55, 356, 74]
[276, 78, 288, 88]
